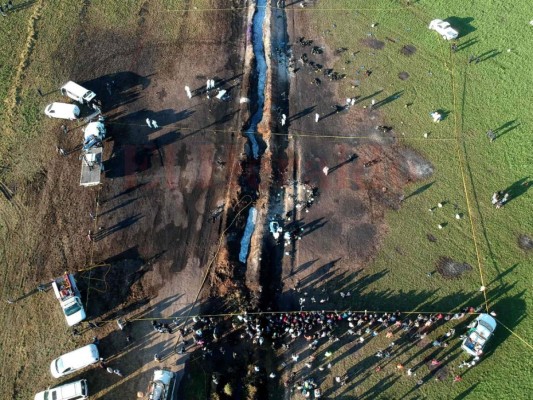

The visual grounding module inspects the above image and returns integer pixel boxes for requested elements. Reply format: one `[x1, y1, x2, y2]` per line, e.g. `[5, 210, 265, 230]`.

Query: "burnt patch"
[518, 234, 533, 251]
[436, 256, 472, 279]
[398, 71, 410, 80]
[360, 38, 385, 50]
[401, 44, 417, 56]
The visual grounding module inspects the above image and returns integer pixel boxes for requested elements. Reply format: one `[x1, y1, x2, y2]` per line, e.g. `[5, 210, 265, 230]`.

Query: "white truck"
[461, 313, 497, 357]
[429, 19, 459, 40]
[80, 118, 105, 187]
[146, 369, 176, 400]
[52, 274, 86, 326]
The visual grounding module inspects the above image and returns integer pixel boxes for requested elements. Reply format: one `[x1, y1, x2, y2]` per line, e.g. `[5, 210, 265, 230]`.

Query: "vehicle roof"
[153, 369, 174, 385]
[61, 81, 90, 94]
[45, 103, 80, 115]
[57, 344, 99, 368]
[84, 121, 105, 139]
[477, 313, 497, 331]
[35, 380, 86, 400]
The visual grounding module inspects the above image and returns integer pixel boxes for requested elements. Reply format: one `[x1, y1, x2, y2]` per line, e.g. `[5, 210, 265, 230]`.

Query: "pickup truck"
[52, 274, 86, 326]
[429, 19, 459, 40]
[147, 369, 176, 400]
[461, 313, 497, 357]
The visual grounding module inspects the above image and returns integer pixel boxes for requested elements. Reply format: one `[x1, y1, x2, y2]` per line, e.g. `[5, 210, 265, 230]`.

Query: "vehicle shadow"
[446, 16, 476, 38]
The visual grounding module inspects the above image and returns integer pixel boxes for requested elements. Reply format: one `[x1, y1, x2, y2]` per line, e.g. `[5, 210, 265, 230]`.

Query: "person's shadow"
[503, 177, 531, 204]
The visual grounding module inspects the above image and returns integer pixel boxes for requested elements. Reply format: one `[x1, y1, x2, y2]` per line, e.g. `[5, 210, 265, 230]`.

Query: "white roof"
[84, 121, 105, 140]
[51, 344, 99, 377]
[45, 102, 80, 119]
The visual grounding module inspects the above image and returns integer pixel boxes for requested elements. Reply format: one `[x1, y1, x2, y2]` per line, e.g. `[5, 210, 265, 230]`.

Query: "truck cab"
[52, 274, 86, 326]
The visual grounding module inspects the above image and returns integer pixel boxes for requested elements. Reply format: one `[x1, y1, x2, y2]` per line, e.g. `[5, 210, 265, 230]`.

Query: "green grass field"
[301, 0, 532, 398]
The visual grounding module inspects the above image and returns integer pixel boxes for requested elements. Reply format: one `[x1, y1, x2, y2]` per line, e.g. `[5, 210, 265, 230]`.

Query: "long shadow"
[81, 71, 153, 112]
[493, 119, 520, 139]
[445, 16, 476, 38]
[11, 0, 36, 12]
[403, 181, 434, 201]
[328, 154, 358, 174]
[503, 177, 531, 205]
[454, 382, 480, 399]
[99, 197, 139, 217]
[372, 91, 403, 110]
[300, 217, 328, 237]
[288, 105, 316, 122]
[476, 49, 502, 63]
[456, 37, 478, 52]
[354, 90, 383, 106]
[92, 214, 143, 241]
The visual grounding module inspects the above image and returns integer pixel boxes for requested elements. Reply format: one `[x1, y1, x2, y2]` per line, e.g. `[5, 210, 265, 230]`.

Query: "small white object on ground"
[479, 286, 486, 292]
[240, 97, 250, 103]
[322, 166, 329, 176]
[431, 111, 442, 122]
[145, 118, 152, 128]
[315, 113, 320, 122]
[455, 213, 461, 219]
[152, 120, 159, 128]
[423, 132, 429, 138]
[438, 202, 443, 208]
[216, 89, 227, 100]
[438, 224, 443, 229]
[185, 86, 192, 99]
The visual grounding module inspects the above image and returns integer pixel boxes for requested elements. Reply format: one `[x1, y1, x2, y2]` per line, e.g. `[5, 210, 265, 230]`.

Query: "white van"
[50, 344, 99, 378]
[61, 81, 96, 104]
[34, 379, 88, 400]
[45, 103, 80, 120]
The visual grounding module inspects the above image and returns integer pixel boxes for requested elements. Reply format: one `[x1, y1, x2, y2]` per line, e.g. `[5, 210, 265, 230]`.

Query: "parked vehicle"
[50, 344, 99, 378]
[61, 81, 96, 104]
[461, 313, 497, 356]
[44, 103, 80, 120]
[147, 369, 176, 400]
[429, 19, 459, 40]
[52, 273, 86, 326]
[34, 379, 88, 400]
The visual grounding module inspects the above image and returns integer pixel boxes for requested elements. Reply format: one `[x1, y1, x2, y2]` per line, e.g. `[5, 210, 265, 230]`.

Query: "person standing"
[145, 118, 152, 128]
[486, 129, 496, 142]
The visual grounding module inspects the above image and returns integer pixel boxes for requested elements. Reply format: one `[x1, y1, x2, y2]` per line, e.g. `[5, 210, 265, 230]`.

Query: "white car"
[461, 313, 497, 356]
[44, 102, 80, 120]
[429, 19, 459, 40]
[147, 369, 176, 400]
[50, 344, 99, 378]
[34, 379, 88, 400]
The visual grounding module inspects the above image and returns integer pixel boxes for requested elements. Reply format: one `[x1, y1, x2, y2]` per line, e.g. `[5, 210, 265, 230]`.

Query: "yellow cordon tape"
[449, 48, 489, 313]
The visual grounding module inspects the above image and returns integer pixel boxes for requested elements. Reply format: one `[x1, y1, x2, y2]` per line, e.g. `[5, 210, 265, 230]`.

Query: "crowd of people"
[171, 305, 484, 396]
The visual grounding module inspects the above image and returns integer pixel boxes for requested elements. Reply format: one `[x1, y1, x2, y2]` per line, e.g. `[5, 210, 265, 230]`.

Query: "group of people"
[491, 191, 509, 209]
[171, 306, 482, 396]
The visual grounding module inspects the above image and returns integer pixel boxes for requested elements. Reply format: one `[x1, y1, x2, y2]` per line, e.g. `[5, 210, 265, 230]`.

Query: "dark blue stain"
[245, 0, 267, 159]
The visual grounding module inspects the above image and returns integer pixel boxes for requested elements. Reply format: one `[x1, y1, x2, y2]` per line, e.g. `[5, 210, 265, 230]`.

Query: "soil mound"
[436, 256, 472, 279]
[400, 148, 434, 179]
[361, 38, 385, 49]
[398, 71, 410, 80]
[518, 234, 533, 250]
[401, 44, 417, 56]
